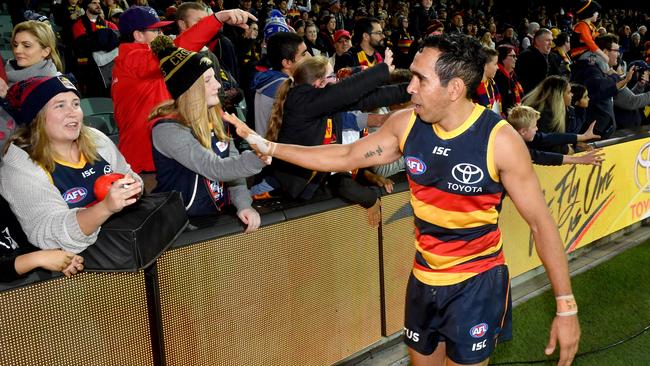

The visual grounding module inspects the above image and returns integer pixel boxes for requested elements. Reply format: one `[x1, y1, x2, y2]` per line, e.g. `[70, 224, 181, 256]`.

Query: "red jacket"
[111, 15, 222, 173]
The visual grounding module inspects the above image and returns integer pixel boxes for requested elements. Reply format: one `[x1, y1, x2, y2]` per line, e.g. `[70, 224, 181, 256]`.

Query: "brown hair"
[265, 56, 330, 142]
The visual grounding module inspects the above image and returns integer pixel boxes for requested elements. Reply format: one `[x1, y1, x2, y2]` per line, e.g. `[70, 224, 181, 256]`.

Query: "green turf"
[489, 240, 650, 365]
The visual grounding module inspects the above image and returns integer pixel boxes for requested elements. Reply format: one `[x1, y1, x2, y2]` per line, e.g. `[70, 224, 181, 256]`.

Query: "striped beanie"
[5, 76, 80, 126]
[150, 35, 213, 99]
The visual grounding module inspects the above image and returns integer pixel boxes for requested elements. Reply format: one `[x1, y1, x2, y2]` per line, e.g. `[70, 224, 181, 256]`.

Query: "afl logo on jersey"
[63, 187, 88, 204]
[406, 156, 427, 175]
[469, 323, 488, 338]
[452, 163, 484, 185]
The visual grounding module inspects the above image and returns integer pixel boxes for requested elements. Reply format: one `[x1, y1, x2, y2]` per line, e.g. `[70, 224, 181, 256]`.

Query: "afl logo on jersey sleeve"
[63, 187, 87, 204]
[406, 156, 427, 175]
[452, 163, 484, 184]
[469, 323, 488, 338]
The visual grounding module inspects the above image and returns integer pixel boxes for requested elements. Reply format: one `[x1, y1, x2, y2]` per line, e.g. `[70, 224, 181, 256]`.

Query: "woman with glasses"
[259, 56, 409, 208]
[494, 44, 524, 114]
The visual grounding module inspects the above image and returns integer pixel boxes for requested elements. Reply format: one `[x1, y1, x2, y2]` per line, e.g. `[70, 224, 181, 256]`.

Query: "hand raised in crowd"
[577, 121, 601, 142]
[237, 207, 261, 233]
[103, 175, 142, 213]
[384, 48, 395, 72]
[62, 255, 85, 278]
[214, 9, 258, 30]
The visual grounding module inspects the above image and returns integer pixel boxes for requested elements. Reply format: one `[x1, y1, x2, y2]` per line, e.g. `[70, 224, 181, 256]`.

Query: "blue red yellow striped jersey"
[399, 105, 510, 285]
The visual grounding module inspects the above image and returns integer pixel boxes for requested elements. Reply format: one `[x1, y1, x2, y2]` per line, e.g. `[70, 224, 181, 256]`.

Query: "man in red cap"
[330, 29, 352, 69]
[111, 6, 256, 191]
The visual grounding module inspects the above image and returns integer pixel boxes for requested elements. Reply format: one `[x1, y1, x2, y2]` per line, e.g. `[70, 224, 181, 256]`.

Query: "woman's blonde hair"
[522, 75, 569, 133]
[3, 107, 99, 172]
[12, 20, 63, 72]
[149, 75, 227, 148]
[266, 56, 330, 142]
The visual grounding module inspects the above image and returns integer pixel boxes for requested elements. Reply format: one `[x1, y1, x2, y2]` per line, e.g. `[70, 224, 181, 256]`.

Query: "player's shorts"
[403, 264, 512, 364]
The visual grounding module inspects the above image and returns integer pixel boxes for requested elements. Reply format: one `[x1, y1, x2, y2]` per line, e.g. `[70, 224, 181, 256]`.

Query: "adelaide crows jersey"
[50, 155, 112, 208]
[400, 105, 509, 286]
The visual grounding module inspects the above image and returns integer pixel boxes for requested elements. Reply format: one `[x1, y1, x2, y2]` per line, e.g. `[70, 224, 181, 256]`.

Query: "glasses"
[609, 48, 620, 52]
[325, 73, 338, 81]
[369, 31, 384, 36]
[507, 54, 517, 59]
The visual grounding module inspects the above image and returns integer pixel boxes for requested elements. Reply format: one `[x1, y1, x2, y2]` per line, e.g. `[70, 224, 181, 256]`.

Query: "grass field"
[489, 240, 650, 365]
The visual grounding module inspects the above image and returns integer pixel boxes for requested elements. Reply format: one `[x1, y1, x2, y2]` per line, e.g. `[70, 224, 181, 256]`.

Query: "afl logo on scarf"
[406, 156, 427, 175]
[469, 323, 488, 338]
[63, 187, 87, 204]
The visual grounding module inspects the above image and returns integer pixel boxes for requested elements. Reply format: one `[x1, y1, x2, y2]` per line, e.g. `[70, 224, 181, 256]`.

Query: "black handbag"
[82, 192, 188, 272]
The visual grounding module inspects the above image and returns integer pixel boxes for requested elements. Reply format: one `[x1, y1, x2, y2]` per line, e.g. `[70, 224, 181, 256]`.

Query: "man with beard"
[334, 17, 392, 72]
[72, 0, 119, 96]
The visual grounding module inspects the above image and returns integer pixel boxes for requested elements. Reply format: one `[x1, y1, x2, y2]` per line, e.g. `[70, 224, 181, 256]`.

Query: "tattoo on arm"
[364, 145, 384, 159]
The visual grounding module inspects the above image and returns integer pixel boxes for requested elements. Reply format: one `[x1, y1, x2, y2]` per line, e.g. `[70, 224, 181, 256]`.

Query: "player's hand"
[237, 207, 261, 233]
[545, 315, 580, 366]
[214, 9, 257, 30]
[222, 112, 276, 155]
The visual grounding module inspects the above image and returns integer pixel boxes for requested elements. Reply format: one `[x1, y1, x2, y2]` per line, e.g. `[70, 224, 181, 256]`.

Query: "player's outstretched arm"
[227, 109, 411, 173]
[495, 124, 580, 366]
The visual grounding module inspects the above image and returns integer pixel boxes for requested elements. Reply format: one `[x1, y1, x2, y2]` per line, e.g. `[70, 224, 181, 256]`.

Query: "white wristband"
[555, 295, 575, 301]
[556, 310, 578, 317]
[245, 133, 273, 155]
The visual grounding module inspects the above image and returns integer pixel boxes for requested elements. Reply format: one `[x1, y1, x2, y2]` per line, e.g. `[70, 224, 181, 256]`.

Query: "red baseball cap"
[334, 29, 351, 43]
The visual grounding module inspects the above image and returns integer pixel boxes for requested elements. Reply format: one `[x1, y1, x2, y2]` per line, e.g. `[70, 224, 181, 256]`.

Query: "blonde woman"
[149, 35, 267, 231]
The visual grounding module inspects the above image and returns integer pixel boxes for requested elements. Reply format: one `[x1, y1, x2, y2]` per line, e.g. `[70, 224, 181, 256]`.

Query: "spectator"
[507, 105, 603, 166]
[71, 0, 119, 97]
[447, 12, 463, 34]
[408, 0, 436, 40]
[391, 16, 414, 69]
[0, 76, 142, 253]
[304, 20, 328, 57]
[523, 75, 574, 144]
[552, 32, 572, 78]
[0, 194, 84, 281]
[570, 0, 609, 72]
[570, 83, 590, 134]
[148, 36, 266, 226]
[329, 29, 352, 69]
[496, 23, 519, 50]
[480, 30, 495, 49]
[614, 66, 650, 130]
[474, 47, 502, 116]
[319, 15, 337, 56]
[335, 17, 388, 71]
[494, 45, 524, 113]
[515, 28, 561, 94]
[253, 32, 309, 137]
[262, 56, 409, 201]
[571, 33, 634, 138]
[52, 0, 85, 74]
[521, 22, 539, 51]
[623, 32, 643, 64]
[111, 6, 255, 191]
[0, 21, 63, 147]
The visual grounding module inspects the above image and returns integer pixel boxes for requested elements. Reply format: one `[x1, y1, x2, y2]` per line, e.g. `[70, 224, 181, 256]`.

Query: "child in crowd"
[149, 35, 267, 232]
[0, 194, 83, 282]
[507, 105, 604, 166]
[570, 83, 590, 134]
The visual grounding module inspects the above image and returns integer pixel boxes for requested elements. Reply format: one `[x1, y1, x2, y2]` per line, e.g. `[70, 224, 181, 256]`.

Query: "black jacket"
[272, 63, 410, 199]
[515, 47, 561, 94]
[527, 132, 578, 166]
[571, 59, 619, 138]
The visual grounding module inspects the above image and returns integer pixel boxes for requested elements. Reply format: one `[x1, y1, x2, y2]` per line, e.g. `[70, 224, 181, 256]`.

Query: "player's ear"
[447, 77, 466, 101]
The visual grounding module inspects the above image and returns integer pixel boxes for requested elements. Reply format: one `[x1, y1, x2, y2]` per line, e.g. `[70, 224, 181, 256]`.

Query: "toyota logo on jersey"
[63, 187, 88, 204]
[406, 156, 427, 175]
[452, 163, 484, 185]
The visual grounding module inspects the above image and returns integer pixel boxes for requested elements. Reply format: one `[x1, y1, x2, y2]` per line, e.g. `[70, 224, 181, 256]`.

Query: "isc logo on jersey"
[469, 323, 488, 338]
[63, 187, 87, 204]
[406, 156, 426, 175]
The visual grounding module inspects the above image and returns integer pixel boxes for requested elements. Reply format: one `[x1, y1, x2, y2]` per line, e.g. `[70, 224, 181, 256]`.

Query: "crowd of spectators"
[0, 0, 649, 280]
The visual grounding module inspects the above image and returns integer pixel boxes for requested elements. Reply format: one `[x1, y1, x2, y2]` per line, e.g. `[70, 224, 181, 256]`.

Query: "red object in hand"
[93, 173, 125, 201]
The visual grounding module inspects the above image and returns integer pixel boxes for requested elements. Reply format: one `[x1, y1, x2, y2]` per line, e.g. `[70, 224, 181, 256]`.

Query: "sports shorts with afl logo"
[403, 264, 512, 364]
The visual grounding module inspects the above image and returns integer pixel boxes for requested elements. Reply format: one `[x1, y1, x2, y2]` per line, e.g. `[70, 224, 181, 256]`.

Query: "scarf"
[6, 59, 59, 86]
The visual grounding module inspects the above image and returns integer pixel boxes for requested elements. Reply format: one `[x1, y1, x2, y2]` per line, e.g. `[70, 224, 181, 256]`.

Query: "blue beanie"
[264, 10, 290, 41]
